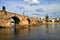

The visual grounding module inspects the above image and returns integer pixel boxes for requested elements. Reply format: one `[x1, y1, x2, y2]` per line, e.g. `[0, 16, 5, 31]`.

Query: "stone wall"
[0, 10, 38, 27]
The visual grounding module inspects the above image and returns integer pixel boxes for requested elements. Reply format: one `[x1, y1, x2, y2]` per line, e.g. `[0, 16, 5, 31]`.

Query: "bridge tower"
[45, 14, 49, 22]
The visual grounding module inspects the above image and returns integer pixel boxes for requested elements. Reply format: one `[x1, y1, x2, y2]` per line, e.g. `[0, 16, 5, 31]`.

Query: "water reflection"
[45, 24, 49, 33]
[28, 25, 31, 34]
[0, 23, 60, 40]
[10, 28, 18, 35]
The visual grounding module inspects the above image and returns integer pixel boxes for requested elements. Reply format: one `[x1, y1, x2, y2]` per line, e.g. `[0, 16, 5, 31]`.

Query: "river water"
[0, 23, 60, 40]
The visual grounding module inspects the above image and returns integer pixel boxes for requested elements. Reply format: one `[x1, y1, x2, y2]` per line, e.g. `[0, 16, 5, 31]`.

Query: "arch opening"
[27, 18, 31, 24]
[11, 16, 20, 24]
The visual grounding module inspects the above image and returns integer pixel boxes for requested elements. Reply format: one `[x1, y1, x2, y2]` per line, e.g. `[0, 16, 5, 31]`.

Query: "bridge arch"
[27, 18, 31, 24]
[10, 16, 20, 24]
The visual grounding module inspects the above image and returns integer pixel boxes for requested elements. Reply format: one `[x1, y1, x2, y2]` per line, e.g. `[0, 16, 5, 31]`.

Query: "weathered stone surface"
[0, 10, 38, 28]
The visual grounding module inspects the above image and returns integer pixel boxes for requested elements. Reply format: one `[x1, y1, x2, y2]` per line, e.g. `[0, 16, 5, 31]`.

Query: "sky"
[0, 0, 60, 18]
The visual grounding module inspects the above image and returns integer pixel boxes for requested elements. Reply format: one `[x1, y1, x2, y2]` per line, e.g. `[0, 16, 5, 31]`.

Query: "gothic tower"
[45, 14, 49, 22]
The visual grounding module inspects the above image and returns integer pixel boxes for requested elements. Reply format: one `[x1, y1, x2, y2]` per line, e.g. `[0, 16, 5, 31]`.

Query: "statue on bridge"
[2, 6, 7, 15]
[2, 6, 6, 11]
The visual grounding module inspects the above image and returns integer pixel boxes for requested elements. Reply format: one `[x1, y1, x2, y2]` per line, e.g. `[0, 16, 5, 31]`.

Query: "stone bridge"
[0, 6, 38, 28]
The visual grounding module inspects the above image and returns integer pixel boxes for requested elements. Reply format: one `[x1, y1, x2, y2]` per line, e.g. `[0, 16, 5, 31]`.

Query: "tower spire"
[45, 14, 49, 22]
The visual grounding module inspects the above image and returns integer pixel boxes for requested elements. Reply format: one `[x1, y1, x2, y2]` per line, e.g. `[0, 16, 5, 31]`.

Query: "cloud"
[30, 0, 39, 4]
[24, 0, 40, 4]
[16, 6, 24, 9]
[24, 0, 28, 1]
[36, 8, 44, 12]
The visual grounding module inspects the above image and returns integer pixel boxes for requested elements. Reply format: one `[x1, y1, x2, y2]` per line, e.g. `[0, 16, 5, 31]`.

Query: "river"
[0, 23, 60, 40]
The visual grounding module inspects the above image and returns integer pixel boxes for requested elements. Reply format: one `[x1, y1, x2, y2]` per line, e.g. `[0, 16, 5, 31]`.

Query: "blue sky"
[0, 0, 60, 18]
